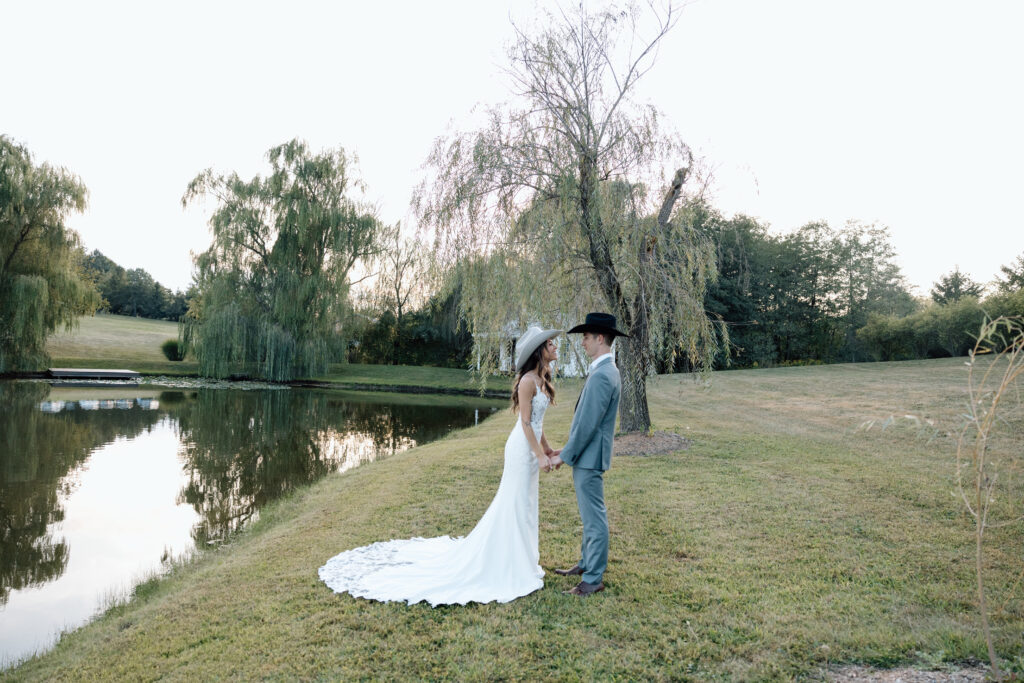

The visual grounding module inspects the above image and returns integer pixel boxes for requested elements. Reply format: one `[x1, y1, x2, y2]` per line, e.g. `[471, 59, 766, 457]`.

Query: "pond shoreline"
[290, 380, 508, 399]
[1, 370, 511, 400]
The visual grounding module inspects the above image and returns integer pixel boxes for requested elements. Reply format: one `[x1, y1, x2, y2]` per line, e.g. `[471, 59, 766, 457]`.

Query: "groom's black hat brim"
[567, 324, 629, 338]
[567, 312, 629, 339]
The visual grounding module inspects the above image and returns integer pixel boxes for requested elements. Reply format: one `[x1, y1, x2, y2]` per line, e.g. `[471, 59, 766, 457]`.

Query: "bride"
[318, 325, 564, 606]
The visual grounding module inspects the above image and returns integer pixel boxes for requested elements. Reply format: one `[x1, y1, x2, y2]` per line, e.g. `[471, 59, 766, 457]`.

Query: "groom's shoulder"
[594, 360, 618, 382]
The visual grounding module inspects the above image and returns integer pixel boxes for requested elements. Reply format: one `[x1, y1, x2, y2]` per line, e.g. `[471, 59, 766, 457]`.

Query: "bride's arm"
[518, 376, 551, 471]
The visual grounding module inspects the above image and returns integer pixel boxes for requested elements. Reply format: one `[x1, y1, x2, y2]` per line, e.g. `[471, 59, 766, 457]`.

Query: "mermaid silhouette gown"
[318, 386, 549, 606]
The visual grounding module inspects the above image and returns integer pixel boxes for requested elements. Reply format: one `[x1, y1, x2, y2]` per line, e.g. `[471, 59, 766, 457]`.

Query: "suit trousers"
[572, 466, 608, 585]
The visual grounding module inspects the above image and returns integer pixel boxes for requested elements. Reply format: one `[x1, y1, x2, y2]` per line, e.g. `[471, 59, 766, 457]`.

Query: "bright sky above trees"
[3, 0, 1022, 294]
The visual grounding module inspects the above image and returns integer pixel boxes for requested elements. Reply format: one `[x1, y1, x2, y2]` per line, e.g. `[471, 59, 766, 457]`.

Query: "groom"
[549, 312, 626, 597]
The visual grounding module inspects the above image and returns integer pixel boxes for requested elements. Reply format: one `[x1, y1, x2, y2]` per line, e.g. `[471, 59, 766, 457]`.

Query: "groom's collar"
[588, 352, 614, 374]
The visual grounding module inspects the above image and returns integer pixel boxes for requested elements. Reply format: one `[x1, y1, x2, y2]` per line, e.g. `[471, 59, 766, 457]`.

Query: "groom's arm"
[559, 372, 613, 467]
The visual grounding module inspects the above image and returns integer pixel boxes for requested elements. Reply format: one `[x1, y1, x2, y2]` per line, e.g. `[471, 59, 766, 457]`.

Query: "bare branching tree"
[371, 223, 425, 327]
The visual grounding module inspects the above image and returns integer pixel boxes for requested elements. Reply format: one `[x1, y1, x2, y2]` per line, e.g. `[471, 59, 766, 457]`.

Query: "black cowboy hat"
[567, 312, 630, 338]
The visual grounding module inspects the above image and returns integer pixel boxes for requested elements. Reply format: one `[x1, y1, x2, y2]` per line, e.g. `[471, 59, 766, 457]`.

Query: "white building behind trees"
[474, 320, 614, 378]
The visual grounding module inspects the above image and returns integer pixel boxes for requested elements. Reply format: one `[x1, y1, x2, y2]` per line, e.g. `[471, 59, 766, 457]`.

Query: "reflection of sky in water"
[0, 389, 482, 669]
[0, 422, 196, 666]
[326, 429, 416, 475]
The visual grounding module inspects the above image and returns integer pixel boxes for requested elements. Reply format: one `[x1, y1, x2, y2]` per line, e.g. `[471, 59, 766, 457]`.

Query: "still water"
[0, 380, 501, 667]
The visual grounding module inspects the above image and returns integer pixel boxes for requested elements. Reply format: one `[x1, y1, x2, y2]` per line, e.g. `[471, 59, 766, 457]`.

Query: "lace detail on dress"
[529, 386, 549, 437]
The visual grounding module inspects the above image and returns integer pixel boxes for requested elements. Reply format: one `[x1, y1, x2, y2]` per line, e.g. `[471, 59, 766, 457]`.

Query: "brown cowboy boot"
[563, 581, 604, 596]
[553, 564, 584, 576]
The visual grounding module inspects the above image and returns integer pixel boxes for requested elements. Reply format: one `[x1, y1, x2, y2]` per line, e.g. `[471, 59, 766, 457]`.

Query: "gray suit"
[559, 355, 620, 585]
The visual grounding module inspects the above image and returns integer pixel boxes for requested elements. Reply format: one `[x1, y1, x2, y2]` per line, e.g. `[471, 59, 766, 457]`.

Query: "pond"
[0, 380, 503, 668]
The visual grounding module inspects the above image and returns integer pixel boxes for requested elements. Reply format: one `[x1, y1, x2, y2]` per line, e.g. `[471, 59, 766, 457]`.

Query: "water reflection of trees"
[1, 382, 487, 600]
[0, 383, 163, 605]
[173, 390, 480, 545]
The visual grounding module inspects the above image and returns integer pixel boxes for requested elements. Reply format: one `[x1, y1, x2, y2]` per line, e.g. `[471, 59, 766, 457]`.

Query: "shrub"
[161, 339, 185, 361]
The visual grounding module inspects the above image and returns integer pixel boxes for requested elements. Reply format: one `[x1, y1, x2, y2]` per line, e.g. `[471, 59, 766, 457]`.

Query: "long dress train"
[318, 387, 549, 606]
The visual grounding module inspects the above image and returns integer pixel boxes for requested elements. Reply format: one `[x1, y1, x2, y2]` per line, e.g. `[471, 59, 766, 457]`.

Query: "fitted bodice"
[529, 386, 550, 436]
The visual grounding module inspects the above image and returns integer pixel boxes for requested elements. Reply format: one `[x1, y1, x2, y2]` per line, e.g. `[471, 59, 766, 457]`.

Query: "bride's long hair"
[511, 343, 556, 414]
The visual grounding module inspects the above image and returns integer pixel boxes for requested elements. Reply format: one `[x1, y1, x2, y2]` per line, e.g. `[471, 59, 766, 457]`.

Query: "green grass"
[42, 314, 507, 387]
[6, 357, 1022, 680]
[45, 313, 199, 376]
[309, 363, 509, 394]
[47, 313, 181, 362]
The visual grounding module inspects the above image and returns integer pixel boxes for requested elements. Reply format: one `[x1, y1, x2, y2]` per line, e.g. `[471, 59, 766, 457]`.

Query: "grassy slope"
[45, 314, 198, 375]
[8, 359, 1022, 680]
[43, 314, 502, 388]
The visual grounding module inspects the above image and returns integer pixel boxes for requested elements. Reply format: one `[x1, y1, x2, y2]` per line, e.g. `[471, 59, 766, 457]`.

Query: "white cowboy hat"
[514, 325, 564, 371]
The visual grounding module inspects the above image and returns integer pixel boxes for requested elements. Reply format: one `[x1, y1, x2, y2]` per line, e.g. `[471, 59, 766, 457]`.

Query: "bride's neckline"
[523, 373, 552, 401]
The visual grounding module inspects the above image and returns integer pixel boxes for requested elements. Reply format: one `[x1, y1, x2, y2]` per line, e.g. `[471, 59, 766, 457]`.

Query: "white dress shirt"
[588, 352, 614, 374]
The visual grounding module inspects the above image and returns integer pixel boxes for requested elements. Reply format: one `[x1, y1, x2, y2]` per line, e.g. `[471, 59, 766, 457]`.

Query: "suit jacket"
[559, 356, 621, 472]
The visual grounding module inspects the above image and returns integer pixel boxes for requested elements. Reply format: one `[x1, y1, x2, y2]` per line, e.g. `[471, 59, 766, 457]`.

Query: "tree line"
[687, 204, 1024, 370]
[83, 250, 190, 321]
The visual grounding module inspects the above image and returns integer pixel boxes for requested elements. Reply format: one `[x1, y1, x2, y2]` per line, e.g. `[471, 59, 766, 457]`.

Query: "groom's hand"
[549, 454, 563, 470]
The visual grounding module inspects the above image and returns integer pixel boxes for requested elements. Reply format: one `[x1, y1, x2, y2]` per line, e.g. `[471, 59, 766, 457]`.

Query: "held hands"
[541, 447, 563, 472]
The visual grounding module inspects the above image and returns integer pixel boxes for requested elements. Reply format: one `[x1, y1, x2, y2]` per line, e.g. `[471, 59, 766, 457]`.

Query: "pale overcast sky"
[3, 0, 1022, 295]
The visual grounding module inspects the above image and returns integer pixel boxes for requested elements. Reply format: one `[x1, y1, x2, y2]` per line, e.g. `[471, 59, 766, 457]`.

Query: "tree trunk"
[617, 324, 651, 433]
[615, 167, 688, 434]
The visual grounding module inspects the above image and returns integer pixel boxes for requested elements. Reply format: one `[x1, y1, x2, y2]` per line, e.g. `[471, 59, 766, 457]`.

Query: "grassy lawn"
[42, 314, 507, 388]
[44, 314, 198, 376]
[46, 313, 180, 362]
[10, 360, 1021, 679]
[309, 363, 509, 393]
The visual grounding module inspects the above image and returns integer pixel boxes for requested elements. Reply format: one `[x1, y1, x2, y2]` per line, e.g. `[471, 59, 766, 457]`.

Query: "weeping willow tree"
[182, 139, 382, 381]
[416, 3, 721, 433]
[0, 136, 100, 372]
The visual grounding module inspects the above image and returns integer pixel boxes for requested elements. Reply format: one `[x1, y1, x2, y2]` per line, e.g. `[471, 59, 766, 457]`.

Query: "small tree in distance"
[931, 266, 984, 304]
[994, 252, 1024, 293]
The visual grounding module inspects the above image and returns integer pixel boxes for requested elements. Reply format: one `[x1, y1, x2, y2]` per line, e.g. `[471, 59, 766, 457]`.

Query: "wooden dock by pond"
[48, 368, 141, 380]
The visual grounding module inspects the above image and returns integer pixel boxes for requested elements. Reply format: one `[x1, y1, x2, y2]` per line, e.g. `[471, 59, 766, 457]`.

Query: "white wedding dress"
[318, 386, 548, 606]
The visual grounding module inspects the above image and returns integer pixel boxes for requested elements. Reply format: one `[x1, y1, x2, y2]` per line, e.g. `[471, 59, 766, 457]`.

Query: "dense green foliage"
[0, 136, 100, 372]
[995, 252, 1024, 293]
[691, 208, 1024, 367]
[351, 280, 473, 367]
[858, 290, 1024, 362]
[182, 139, 382, 381]
[687, 203, 915, 369]
[930, 266, 984, 304]
[160, 339, 185, 361]
[83, 250, 189, 321]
